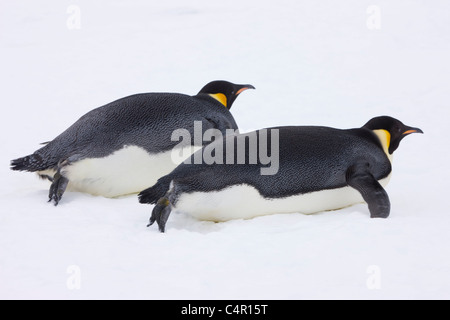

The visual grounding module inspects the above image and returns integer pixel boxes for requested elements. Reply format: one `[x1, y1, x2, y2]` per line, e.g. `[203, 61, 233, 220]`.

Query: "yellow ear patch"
[373, 129, 392, 161]
[209, 93, 227, 107]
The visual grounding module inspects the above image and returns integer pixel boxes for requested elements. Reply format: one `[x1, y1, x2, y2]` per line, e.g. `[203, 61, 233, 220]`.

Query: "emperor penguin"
[139, 116, 423, 232]
[11, 80, 255, 205]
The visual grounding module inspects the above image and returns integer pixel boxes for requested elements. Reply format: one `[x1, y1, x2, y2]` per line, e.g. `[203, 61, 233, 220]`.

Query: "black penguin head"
[197, 80, 255, 109]
[363, 116, 423, 154]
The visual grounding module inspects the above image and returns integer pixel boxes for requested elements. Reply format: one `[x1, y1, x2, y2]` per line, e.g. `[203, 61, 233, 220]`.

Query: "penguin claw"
[148, 205, 160, 227]
[147, 219, 155, 227]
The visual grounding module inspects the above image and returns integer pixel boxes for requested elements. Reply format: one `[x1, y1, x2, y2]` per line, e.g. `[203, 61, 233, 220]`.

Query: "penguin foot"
[48, 172, 69, 206]
[147, 197, 172, 233]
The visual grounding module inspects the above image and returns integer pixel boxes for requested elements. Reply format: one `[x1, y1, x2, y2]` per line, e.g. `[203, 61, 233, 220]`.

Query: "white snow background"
[1, 0, 449, 300]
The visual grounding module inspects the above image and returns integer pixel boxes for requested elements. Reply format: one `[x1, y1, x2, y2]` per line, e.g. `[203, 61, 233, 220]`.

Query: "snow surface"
[1, 0, 449, 300]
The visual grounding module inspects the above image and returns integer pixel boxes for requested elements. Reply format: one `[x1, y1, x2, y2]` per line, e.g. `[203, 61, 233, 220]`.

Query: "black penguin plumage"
[11, 81, 255, 205]
[140, 116, 423, 232]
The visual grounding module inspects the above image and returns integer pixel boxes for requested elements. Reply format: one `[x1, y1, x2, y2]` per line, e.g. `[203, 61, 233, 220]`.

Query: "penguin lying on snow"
[139, 116, 423, 232]
[11, 80, 255, 205]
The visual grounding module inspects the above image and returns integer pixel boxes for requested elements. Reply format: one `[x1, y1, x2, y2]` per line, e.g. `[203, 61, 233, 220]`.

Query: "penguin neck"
[372, 129, 393, 163]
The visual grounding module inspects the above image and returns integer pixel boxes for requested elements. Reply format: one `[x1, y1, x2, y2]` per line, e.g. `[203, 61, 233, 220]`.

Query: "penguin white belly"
[174, 175, 392, 222]
[40, 145, 201, 198]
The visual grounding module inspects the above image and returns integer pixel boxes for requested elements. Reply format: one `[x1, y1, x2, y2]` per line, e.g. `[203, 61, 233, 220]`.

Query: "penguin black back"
[12, 93, 231, 172]
[162, 118, 421, 198]
[140, 125, 392, 202]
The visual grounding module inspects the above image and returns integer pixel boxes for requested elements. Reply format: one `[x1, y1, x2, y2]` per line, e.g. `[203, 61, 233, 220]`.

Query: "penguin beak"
[403, 127, 424, 135]
[236, 85, 256, 95]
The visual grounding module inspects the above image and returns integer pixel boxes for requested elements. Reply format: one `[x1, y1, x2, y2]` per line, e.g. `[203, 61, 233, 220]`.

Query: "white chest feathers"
[174, 175, 392, 222]
[41, 145, 201, 198]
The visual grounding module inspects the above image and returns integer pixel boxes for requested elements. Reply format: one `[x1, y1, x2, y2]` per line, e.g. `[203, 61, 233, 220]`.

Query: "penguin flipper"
[147, 197, 172, 233]
[346, 163, 391, 218]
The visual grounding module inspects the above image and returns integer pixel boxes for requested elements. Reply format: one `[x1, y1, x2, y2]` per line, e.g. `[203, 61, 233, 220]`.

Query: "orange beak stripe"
[236, 87, 249, 95]
[403, 129, 418, 135]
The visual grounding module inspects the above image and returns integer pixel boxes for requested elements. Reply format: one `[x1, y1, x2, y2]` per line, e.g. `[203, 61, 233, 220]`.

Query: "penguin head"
[363, 116, 423, 154]
[198, 81, 255, 109]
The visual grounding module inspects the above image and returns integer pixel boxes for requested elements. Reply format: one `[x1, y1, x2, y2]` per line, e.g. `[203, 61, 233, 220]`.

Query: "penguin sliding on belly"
[139, 116, 423, 232]
[11, 80, 255, 205]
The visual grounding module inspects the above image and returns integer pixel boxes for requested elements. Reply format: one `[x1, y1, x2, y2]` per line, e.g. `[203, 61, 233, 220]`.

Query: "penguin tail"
[138, 175, 173, 205]
[10, 154, 49, 172]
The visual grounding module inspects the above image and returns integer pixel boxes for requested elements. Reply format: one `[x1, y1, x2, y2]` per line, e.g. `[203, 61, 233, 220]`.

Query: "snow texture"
[1, 0, 449, 299]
